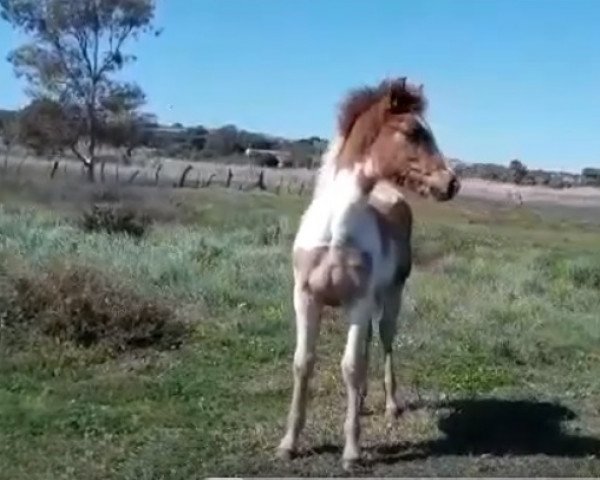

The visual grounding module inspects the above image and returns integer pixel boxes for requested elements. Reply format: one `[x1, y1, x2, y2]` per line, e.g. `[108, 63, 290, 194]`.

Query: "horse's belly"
[294, 206, 401, 303]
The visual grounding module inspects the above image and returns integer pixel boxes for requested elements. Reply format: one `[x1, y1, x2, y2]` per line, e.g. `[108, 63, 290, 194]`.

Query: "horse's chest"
[295, 203, 406, 287]
[295, 201, 381, 253]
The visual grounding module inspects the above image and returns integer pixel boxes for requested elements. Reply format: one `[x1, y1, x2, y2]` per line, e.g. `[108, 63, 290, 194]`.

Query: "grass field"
[1, 173, 600, 478]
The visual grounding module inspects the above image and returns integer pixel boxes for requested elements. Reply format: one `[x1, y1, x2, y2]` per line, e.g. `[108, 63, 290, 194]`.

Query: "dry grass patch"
[80, 204, 152, 238]
[2, 261, 187, 353]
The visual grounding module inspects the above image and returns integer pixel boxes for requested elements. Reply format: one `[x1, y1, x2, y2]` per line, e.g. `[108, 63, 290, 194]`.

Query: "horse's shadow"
[305, 398, 600, 465]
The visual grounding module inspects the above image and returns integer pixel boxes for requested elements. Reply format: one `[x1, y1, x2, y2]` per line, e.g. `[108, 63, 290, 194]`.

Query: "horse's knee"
[341, 356, 364, 386]
[294, 352, 316, 378]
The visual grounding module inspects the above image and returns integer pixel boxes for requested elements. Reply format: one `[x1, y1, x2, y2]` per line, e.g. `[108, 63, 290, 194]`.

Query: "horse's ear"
[418, 83, 424, 95]
[388, 77, 407, 111]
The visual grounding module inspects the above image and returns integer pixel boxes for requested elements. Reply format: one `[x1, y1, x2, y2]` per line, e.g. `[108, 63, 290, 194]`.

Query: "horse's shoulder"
[367, 181, 413, 240]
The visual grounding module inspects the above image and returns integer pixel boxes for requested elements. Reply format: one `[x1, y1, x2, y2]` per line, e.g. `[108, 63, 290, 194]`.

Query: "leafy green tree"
[1, 0, 159, 181]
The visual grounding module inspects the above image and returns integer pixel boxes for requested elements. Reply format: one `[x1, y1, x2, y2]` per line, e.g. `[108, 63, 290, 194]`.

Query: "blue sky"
[1, 0, 599, 172]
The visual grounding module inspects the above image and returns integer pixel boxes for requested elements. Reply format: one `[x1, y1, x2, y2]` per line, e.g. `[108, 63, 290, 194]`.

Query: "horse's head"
[337, 77, 460, 201]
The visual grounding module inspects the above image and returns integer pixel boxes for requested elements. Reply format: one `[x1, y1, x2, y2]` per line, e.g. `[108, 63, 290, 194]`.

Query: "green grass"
[1, 180, 600, 478]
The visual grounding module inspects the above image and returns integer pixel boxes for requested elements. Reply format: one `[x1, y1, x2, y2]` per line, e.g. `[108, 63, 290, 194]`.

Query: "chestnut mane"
[337, 78, 427, 139]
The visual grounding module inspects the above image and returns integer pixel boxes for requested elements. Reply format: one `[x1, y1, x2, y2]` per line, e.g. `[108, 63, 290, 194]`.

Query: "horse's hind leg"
[379, 286, 403, 420]
[358, 320, 372, 415]
[277, 285, 322, 459]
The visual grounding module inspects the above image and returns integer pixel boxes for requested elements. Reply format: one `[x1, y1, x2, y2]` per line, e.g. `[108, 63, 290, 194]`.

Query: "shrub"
[91, 187, 122, 203]
[81, 204, 151, 238]
[536, 251, 600, 290]
[567, 259, 600, 290]
[3, 262, 187, 353]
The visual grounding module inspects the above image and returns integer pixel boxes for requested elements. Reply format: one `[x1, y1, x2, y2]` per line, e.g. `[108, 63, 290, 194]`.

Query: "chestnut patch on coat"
[294, 246, 372, 307]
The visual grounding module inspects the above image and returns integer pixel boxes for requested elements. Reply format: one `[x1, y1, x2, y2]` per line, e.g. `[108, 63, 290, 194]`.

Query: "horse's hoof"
[359, 404, 373, 416]
[385, 403, 404, 421]
[276, 446, 294, 461]
[342, 457, 360, 472]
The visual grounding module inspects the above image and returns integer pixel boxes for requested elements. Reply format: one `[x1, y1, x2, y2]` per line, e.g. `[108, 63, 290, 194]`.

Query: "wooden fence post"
[204, 173, 216, 187]
[128, 170, 140, 184]
[178, 165, 193, 188]
[256, 170, 266, 190]
[50, 160, 59, 179]
[154, 164, 163, 185]
[226, 168, 233, 188]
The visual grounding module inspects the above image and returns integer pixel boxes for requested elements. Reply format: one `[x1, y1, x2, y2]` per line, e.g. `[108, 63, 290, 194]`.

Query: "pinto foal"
[277, 77, 460, 470]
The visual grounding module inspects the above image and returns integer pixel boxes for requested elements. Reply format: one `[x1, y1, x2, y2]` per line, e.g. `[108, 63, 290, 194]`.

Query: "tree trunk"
[71, 145, 95, 182]
[86, 98, 98, 183]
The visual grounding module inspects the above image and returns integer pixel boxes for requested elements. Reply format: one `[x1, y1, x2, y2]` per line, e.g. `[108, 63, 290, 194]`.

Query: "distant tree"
[0, 0, 160, 181]
[18, 98, 82, 157]
[190, 126, 208, 136]
[581, 167, 600, 186]
[101, 111, 156, 165]
[185, 126, 207, 151]
[189, 134, 206, 151]
[204, 125, 244, 156]
[98, 85, 154, 164]
[237, 130, 276, 151]
[509, 159, 528, 184]
[582, 167, 600, 177]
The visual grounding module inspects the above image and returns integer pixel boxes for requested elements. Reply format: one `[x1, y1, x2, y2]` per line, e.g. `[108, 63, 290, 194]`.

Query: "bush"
[535, 251, 600, 290]
[567, 259, 600, 290]
[2, 262, 187, 353]
[81, 204, 151, 238]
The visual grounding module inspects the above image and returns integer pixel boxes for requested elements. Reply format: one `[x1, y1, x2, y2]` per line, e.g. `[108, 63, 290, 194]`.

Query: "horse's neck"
[313, 136, 345, 199]
[313, 153, 367, 204]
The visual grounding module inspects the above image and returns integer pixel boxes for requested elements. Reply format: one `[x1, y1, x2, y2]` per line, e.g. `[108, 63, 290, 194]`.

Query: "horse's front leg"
[341, 297, 375, 471]
[277, 284, 322, 459]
